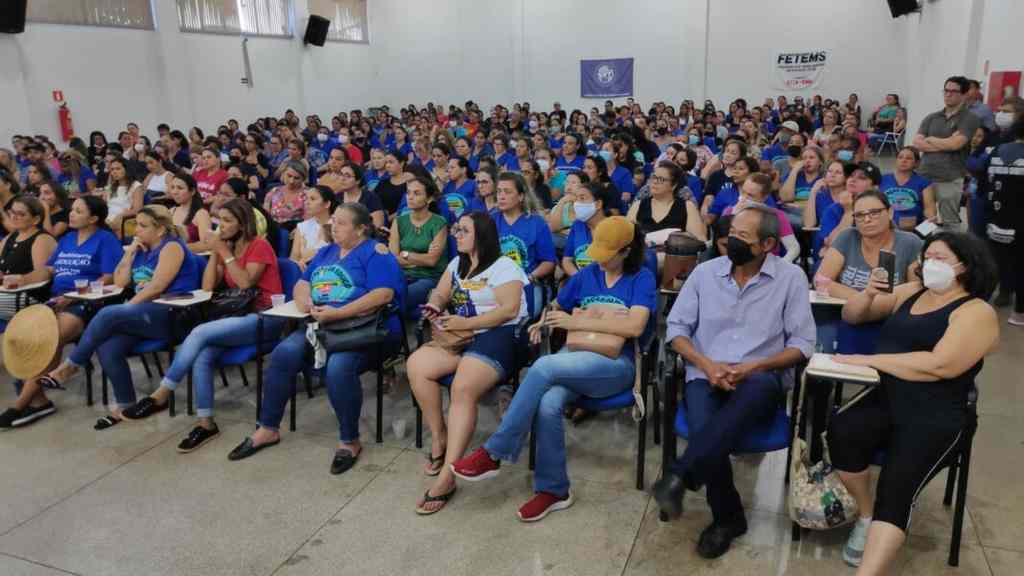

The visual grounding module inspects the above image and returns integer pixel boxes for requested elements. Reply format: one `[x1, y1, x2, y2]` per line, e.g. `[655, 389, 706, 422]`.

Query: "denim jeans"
[668, 373, 782, 524]
[484, 348, 635, 496]
[68, 302, 173, 409]
[160, 313, 285, 418]
[257, 330, 398, 441]
[405, 276, 438, 318]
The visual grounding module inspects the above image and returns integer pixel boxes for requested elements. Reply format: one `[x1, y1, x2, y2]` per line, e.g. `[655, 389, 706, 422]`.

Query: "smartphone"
[877, 250, 896, 293]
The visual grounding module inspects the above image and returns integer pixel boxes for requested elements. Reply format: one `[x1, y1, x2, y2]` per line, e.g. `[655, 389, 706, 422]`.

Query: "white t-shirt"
[296, 218, 328, 254]
[106, 182, 142, 221]
[446, 255, 528, 332]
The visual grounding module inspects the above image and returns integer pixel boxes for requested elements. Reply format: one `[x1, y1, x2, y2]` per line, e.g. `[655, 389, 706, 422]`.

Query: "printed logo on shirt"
[450, 284, 478, 317]
[574, 243, 593, 268]
[885, 187, 920, 211]
[132, 265, 154, 289]
[795, 186, 812, 201]
[581, 294, 626, 308]
[310, 264, 355, 305]
[444, 194, 467, 218]
[499, 235, 528, 270]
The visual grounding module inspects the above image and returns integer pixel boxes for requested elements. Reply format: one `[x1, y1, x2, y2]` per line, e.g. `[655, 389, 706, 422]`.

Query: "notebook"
[806, 353, 880, 384]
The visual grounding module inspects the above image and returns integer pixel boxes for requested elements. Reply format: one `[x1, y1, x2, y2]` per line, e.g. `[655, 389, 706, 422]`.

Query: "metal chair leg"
[949, 443, 973, 567]
[238, 366, 249, 387]
[942, 459, 958, 506]
[186, 372, 194, 416]
[376, 360, 384, 444]
[415, 403, 423, 449]
[256, 352, 263, 422]
[289, 377, 297, 432]
[85, 363, 94, 406]
[153, 353, 164, 377]
[169, 385, 176, 417]
[140, 355, 153, 378]
[102, 372, 108, 406]
[220, 368, 230, 389]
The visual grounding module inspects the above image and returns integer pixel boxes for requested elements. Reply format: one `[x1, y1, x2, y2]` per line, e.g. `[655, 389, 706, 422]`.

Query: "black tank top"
[0, 229, 46, 275]
[875, 289, 980, 424]
[636, 196, 688, 235]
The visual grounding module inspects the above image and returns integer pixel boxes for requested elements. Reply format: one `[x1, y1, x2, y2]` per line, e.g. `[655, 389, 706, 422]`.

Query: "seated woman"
[56, 150, 97, 196]
[120, 199, 283, 453]
[227, 203, 403, 473]
[815, 189, 924, 354]
[627, 161, 705, 247]
[561, 182, 612, 277]
[699, 139, 747, 217]
[778, 145, 824, 203]
[263, 160, 310, 229]
[0, 196, 57, 319]
[804, 159, 852, 229]
[722, 173, 800, 263]
[816, 162, 880, 259]
[0, 197, 123, 429]
[869, 94, 901, 133]
[218, 177, 277, 244]
[545, 172, 589, 251]
[451, 216, 655, 522]
[38, 181, 70, 238]
[469, 164, 499, 214]
[407, 211, 527, 514]
[103, 157, 145, 237]
[334, 162, 385, 229]
[522, 159, 553, 210]
[375, 150, 411, 219]
[193, 148, 228, 207]
[23, 160, 56, 197]
[141, 151, 174, 204]
[582, 154, 623, 213]
[43, 205, 200, 429]
[389, 176, 448, 316]
[168, 173, 213, 253]
[492, 172, 556, 317]
[441, 157, 477, 220]
[828, 232, 998, 572]
[879, 147, 936, 231]
[706, 156, 761, 225]
[290, 184, 336, 270]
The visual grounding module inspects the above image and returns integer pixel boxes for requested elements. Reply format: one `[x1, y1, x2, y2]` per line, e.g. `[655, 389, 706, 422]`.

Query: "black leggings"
[990, 240, 1023, 313]
[827, 387, 964, 532]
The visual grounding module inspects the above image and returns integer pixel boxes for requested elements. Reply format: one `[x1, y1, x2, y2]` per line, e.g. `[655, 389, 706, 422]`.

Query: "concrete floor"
[0, 305, 1020, 576]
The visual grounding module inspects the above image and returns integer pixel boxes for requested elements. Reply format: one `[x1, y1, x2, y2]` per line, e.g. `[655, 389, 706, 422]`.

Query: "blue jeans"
[257, 330, 398, 441]
[405, 276, 438, 318]
[68, 302, 173, 409]
[668, 373, 783, 523]
[484, 348, 635, 496]
[160, 314, 285, 418]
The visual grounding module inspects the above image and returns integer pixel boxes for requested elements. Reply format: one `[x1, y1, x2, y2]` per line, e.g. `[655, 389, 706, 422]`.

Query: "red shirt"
[194, 168, 228, 202]
[223, 237, 282, 310]
[345, 144, 364, 165]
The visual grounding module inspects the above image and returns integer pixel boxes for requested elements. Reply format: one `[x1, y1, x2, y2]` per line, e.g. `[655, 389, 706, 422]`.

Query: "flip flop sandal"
[94, 415, 121, 430]
[121, 397, 168, 420]
[424, 450, 446, 477]
[415, 486, 457, 516]
[38, 376, 66, 391]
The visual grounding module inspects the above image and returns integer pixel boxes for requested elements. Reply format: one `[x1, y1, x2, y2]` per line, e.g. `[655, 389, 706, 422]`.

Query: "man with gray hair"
[653, 206, 816, 560]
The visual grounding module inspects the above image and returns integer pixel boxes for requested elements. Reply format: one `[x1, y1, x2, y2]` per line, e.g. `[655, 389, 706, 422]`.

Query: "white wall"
[1, 0, 1017, 148]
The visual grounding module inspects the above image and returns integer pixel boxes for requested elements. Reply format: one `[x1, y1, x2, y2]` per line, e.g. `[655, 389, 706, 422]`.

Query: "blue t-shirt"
[760, 144, 787, 166]
[47, 229, 124, 295]
[364, 168, 387, 191]
[564, 220, 595, 269]
[793, 171, 822, 201]
[815, 203, 846, 262]
[495, 151, 515, 170]
[556, 263, 657, 360]
[610, 165, 635, 199]
[302, 239, 405, 335]
[686, 174, 705, 207]
[880, 172, 931, 227]
[813, 188, 837, 229]
[554, 154, 585, 175]
[440, 179, 478, 219]
[491, 212, 556, 275]
[130, 237, 200, 294]
[57, 167, 97, 195]
[709, 181, 777, 217]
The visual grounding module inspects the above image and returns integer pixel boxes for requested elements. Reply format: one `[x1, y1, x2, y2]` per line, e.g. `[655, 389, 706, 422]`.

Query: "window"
[27, 0, 155, 30]
[176, 0, 293, 37]
[308, 0, 368, 43]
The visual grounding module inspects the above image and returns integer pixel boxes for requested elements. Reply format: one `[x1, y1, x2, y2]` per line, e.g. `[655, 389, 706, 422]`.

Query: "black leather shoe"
[330, 449, 359, 475]
[177, 424, 220, 453]
[697, 519, 748, 559]
[652, 472, 686, 520]
[227, 437, 280, 461]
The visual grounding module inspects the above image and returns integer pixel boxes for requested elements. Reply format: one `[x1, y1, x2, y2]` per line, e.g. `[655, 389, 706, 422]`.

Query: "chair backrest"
[277, 258, 302, 299]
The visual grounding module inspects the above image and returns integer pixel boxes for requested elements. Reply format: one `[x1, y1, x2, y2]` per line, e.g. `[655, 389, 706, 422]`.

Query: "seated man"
[653, 205, 816, 559]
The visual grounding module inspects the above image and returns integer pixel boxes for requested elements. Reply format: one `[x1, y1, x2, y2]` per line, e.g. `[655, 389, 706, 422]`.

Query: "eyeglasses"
[650, 175, 670, 184]
[8, 210, 28, 218]
[451, 225, 470, 236]
[942, 88, 962, 95]
[852, 208, 887, 222]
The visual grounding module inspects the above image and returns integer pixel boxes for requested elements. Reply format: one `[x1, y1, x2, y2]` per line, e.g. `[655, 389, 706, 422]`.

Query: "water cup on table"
[270, 294, 286, 308]
[89, 280, 104, 295]
[74, 278, 89, 294]
[3, 275, 21, 290]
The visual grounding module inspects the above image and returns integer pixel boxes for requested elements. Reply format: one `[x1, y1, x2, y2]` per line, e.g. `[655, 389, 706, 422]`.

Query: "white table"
[0, 279, 50, 294]
[805, 352, 880, 385]
[154, 289, 213, 307]
[64, 286, 125, 301]
[809, 289, 846, 306]
[261, 300, 309, 319]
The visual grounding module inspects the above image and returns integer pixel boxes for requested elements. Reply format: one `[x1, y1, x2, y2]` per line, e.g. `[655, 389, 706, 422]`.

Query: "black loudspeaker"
[303, 15, 330, 46]
[1, 0, 27, 34]
[887, 0, 919, 18]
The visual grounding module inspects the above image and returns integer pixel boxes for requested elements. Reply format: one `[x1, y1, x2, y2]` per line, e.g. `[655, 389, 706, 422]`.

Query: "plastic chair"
[873, 130, 903, 157]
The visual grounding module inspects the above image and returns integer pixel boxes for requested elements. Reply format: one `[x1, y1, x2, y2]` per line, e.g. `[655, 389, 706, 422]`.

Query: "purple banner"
[580, 58, 634, 98]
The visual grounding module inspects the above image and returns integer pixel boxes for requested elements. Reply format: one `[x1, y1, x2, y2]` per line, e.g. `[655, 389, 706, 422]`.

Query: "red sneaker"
[517, 490, 574, 522]
[450, 447, 501, 482]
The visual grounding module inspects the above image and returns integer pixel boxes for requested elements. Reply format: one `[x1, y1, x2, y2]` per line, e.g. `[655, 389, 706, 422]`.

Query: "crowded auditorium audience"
[0, 77, 1014, 573]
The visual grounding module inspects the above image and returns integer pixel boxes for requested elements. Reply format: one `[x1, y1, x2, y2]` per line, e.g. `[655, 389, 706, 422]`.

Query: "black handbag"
[315, 307, 390, 353]
[207, 287, 260, 319]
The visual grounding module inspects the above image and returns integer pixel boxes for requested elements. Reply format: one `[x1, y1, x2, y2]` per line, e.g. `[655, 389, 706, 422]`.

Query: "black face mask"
[787, 145, 803, 158]
[726, 236, 758, 266]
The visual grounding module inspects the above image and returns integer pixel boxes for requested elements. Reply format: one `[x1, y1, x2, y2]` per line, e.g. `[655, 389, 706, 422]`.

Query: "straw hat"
[2, 305, 59, 380]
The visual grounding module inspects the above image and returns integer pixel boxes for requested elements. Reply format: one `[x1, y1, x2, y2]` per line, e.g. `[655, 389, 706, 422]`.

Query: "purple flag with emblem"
[580, 58, 634, 98]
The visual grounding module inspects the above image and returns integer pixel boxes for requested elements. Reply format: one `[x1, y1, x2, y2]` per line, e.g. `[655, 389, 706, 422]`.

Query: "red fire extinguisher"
[58, 103, 74, 143]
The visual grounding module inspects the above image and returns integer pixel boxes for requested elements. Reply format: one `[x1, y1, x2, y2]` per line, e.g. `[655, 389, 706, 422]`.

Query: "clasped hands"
[703, 360, 759, 391]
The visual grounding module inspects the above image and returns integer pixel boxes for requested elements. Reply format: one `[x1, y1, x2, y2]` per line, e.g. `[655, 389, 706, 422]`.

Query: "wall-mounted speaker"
[887, 0, 920, 18]
[1, 0, 27, 34]
[304, 15, 330, 46]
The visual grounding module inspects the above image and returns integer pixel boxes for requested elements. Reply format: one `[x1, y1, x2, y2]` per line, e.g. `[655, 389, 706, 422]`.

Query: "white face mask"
[317, 133, 328, 142]
[573, 201, 597, 222]
[922, 259, 958, 293]
[995, 111, 1015, 130]
[133, 143, 146, 153]
[536, 159, 551, 172]
[339, 134, 349, 145]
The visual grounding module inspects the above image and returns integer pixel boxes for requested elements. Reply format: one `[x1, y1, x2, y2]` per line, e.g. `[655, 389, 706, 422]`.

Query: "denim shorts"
[51, 300, 92, 321]
[462, 324, 518, 381]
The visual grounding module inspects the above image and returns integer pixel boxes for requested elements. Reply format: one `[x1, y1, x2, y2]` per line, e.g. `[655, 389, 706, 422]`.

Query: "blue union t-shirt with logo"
[130, 237, 200, 294]
[491, 211, 556, 274]
[565, 220, 595, 269]
[303, 239, 405, 335]
[440, 179, 478, 219]
[47, 229, 124, 294]
[880, 172, 931, 227]
[556, 262, 657, 360]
